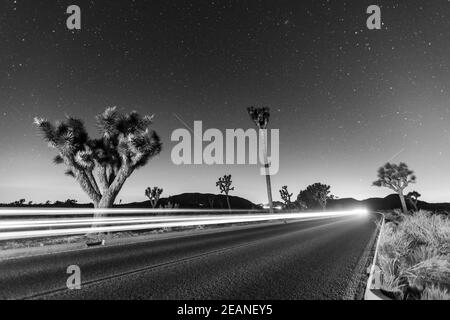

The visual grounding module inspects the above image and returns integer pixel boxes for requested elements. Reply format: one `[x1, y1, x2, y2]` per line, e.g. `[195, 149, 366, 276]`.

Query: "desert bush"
[421, 285, 450, 300]
[381, 209, 404, 225]
[377, 210, 450, 300]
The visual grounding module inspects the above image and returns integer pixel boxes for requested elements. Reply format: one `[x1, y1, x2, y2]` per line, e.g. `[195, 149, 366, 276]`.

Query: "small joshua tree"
[161, 201, 179, 209]
[13, 199, 26, 206]
[406, 191, 421, 212]
[34, 107, 162, 214]
[65, 199, 78, 206]
[145, 187, 163, 208]
[279, 185, 293, 209]
[373, 162, 416, 214]
[247, 106, 273, 213]
[216, 174, 235, 210]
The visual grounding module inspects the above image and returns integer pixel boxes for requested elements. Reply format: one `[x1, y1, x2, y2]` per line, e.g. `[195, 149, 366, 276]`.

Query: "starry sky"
[0, 0, 449, 205]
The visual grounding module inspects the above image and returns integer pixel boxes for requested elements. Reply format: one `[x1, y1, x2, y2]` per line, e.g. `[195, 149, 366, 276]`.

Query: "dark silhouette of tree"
[373, 162, 416, 214]
[216, 174, 234, 210]
[161, 201, 179, 209]
[406, 191, 421, 212]
[247, 106, 273, 213]
[297, 183, 333, 210]
[295, 199, 308, 211]
[208, 195, 215, 209]
[34, 107, 161, 213]
[10, 199, 26, 206]
[279, 185, 293, 209]
[28, 201, 33, 206]
[65, 199, 78, 206]
[145, 187, 163, 208]
[296, 189, 316, 209]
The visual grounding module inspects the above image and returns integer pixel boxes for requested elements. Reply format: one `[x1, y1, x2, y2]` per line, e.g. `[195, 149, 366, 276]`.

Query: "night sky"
[0, 0, 449, 204]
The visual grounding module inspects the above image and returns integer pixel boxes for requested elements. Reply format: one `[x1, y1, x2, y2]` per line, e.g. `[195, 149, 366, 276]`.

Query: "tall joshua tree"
[279, 185, 293, 209]
[145, 187, 163, 208]
[247, 106, 273, 213]
[216, 174, 234, 210]
[34, 107, 162, 213]
[406, 191, 421, 212]
[372, 162, 416, 214]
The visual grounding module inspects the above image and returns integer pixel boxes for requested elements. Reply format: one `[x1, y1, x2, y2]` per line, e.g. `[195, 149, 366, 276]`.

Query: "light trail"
[0, 214, 287, 230]
[0, 209, 368, 241]
[0, 208, 259, 216]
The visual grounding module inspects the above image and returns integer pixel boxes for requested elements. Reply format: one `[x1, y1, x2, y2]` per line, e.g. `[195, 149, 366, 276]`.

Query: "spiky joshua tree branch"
[34, 107, 162, 211]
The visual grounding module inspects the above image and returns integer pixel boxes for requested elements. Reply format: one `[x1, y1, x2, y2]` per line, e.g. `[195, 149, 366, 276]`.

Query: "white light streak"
[0, 208, 257, 216]
[0, 209, 368, 241]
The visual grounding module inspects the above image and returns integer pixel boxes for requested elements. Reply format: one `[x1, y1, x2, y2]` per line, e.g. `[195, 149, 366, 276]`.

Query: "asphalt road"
[0, 213, 379, 300]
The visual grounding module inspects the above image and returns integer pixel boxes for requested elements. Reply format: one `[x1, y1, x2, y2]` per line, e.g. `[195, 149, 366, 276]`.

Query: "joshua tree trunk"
[94, 195, 116, 209]
[320, 200, 326, 211]
[398, 192, 408, 214]
[91, 165, 132, 219]
[409, 200, 418, 212]
[225, 194, 231, 211]
[260, 129, 273, 213]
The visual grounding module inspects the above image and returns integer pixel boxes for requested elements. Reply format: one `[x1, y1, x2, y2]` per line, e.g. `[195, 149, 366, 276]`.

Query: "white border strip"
[364, 212, 388, 300]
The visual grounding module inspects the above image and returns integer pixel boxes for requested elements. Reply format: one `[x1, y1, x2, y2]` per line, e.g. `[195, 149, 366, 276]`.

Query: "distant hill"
[0, 193, 259, 210]
[122, 193, 260, 210]
[1, 193, 449, 212]
[328, 194, 450, 213]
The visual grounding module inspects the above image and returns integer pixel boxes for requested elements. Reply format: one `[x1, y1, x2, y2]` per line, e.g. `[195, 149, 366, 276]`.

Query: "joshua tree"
[34, 107, 162, 214]
[216, 174, 234, 210]
[14, 199, 26, 206]
[373, 162, 416, 214]
[296, 183, 332, 210]
[145, 187, 163, 208]
[296, 189, 315, 209]
[65, 199, 78, 206]
[406, 191, 421, 212]
[161, 201, 179, 209]
[306, 183, 332, 210]
[279, 185, 293, 209]
[247, 106, 273, 213]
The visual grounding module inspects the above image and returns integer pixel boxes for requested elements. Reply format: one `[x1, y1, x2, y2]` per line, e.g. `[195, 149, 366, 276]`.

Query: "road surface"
[0, 213, 379, 300]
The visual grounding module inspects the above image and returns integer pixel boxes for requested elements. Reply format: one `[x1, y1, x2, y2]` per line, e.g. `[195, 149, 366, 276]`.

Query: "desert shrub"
[382, 209, 404, 225]
[421, 285, 450, 300]
[377, 210, 450, 300]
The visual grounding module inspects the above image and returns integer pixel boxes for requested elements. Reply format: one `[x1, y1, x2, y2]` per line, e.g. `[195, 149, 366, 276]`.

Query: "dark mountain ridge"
[1, 193, 448, 212]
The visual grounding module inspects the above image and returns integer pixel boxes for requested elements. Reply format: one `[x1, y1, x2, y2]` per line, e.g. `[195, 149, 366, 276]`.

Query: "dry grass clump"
[377, 210, 450, 300]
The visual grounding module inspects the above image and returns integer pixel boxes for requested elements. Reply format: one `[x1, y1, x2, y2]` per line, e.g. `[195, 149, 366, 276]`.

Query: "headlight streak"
[0, 208, 258, 216]
[0, 209, 368, 241]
